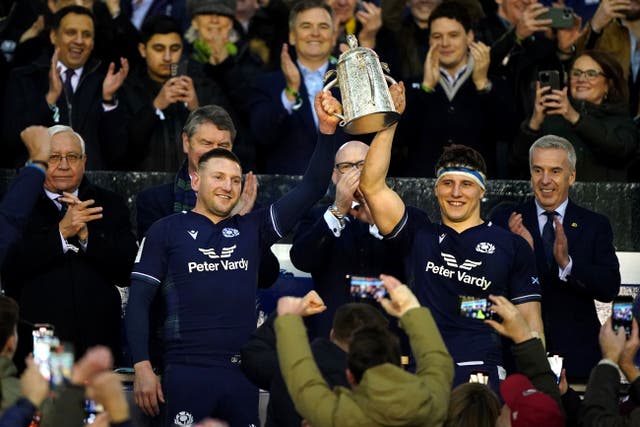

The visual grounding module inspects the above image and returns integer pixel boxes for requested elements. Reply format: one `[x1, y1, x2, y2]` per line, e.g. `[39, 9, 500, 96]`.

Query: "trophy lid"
[338, 34, 379, 62]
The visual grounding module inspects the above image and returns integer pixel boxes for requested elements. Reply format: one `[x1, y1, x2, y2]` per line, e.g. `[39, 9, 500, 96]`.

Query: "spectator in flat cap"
[185, 0, 264, 170]
[188, 0, 237, 17]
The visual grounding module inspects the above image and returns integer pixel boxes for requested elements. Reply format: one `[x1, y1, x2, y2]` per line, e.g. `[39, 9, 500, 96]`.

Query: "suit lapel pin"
[571, 222, 578, 228]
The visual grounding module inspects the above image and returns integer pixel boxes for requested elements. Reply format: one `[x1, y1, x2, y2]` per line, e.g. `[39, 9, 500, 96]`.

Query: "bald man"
[289, 141, 405, 339]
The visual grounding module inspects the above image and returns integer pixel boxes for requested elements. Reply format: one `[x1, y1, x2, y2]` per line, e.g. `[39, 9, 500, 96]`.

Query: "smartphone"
[459, 296, 496, 321]
[612, 296, 634, 338]
[170, 59, 188, 77]
[347, 275, 387, 300]
[538, 7, 575, 29]
[538, 70, 561, 90]
[49, 342, 74, 390]
[547, 354, 563, 384]
[32, 324, 56, 381]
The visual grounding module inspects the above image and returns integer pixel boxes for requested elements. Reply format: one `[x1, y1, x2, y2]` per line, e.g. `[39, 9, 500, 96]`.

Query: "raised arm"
[359, 83, 406, 235]
[268, 92, 341, 237]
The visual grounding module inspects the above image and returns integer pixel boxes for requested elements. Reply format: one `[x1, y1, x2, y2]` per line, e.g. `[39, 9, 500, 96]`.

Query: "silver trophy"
[323, 35, 400, 134]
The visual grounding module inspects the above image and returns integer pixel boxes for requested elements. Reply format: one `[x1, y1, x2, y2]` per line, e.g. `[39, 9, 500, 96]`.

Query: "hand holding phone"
[537, 7, 575, 29]
[612, 296, 634, 338]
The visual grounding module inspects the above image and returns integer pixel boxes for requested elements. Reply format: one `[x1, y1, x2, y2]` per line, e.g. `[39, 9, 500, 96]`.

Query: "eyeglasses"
[335, 160, 365, 174]
[49, 153, 84, 165]
[569, 69, 606, 81]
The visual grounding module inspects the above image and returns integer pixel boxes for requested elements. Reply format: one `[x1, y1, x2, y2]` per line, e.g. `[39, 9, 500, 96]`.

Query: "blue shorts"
[163, 363, 259, 427]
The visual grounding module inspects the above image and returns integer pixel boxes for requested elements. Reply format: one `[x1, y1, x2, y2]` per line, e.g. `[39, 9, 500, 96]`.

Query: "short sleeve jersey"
[131, 208, 281, 366]
[388, 207, 541, 364]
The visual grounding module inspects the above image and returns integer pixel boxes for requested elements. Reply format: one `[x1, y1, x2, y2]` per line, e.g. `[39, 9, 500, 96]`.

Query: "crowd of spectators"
[0, 0, 639, 426]
[0, 0, 638, 179]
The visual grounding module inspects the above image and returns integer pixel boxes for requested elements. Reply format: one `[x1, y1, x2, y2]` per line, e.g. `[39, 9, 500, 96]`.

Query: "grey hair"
[182, 105, 237, 142]
[48, 125, 86, 155]
[529, 135, 576, 170]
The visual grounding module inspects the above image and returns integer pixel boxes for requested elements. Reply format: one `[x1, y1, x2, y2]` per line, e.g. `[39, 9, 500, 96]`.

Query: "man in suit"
[2, 125, 138, 368]
[494, 134, 621, 381]
[249, 0, 345, 174]
[289, 140, 404, 339]
[2, 5, 129, 170]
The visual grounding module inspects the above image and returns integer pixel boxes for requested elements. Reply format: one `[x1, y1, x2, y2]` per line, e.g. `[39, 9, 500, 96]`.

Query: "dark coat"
[240, 313, 348, 427]
[3, 178, 137, 365]
[117, 67, 191, 171]
[493, 199, 620, 380]
[515, 101, 639, 182]
[188, 43, 265, 171]
[396, 75, 502, 177]
[474, 16, 566, 134]
[378, 0, 430, 82]
[1, 56, 127, 170]
[580, 363, 640, 427]
[249, 64, 345, 174]
[289, 206, 404, 339]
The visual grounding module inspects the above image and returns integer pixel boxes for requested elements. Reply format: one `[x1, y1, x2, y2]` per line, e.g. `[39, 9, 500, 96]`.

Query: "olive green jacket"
[275, 307, 454, 427]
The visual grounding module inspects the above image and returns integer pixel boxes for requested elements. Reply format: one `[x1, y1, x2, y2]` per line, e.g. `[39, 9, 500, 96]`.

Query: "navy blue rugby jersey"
[387, 207, 541, 364]
[131, 209, 280, 365]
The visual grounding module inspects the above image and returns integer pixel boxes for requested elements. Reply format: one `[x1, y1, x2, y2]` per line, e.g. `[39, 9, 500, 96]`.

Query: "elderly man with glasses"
[289, 140, 405, 340]
[1, 125, 137, 370]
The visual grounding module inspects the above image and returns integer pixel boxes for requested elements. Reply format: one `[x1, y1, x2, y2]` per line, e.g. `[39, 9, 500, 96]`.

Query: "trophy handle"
[321, 78, 347, 127]
[322, 78, 338, 91]
[384, 75, 398, 86]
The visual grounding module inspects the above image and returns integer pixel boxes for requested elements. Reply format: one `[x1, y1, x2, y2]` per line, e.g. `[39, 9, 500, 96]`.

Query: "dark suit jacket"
[1, 57, 127, 170]
[493, 199, 620, 380]
[289, 206, 405, 339]
[3, 178, 138, 366]
[249, 64, 345, 174]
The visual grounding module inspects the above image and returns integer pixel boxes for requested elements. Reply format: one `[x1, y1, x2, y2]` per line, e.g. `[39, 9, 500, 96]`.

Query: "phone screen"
[32, 324, 56, 381]
[459, 296, 494, 320]
[50, 343, 74, 390]
[613, 298, 633, 337]
[348, 275, 387, 300]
